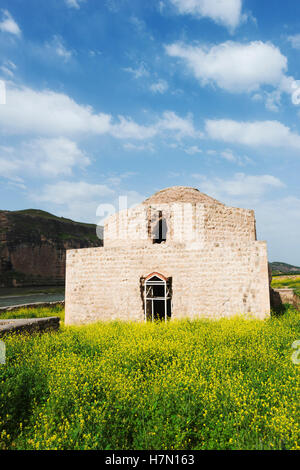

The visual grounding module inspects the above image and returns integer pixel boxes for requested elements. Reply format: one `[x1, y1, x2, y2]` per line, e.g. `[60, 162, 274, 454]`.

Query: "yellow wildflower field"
[0, 307, 299, 450]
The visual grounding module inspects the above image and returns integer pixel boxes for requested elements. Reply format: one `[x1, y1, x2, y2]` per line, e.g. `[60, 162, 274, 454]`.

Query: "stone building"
[65, 186, 270, 324]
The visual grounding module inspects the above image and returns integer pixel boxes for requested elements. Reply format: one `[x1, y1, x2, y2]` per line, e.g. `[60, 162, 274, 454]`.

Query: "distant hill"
[1, 209, 298, 287]
[269, 262, 300, 275]
[0, 209, 103, 287]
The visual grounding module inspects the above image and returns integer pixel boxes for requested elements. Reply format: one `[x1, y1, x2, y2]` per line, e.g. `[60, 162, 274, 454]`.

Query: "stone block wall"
[104, 202, 256, 248]
[65, 240, 270, 325]
[0, 317, 60, 337]
[270, 288, 300, 310]
[204, 204, 256, 243]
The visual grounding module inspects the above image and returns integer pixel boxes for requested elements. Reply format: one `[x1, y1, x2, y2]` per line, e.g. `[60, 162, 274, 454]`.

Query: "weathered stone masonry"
[65, 187, 270, 324]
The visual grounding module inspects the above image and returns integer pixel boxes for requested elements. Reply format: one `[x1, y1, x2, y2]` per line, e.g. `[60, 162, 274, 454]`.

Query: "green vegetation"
[0, 308, 299, 450]
[0, 208, 102, 287]
[58, 232, 100, 242]
[0, 209, 100, 239]
[11, 209, 96, 228]
[269, 262, 300, 275]
[0, 305, 64, 322]
[7, 210, 102, 246]
[272, 275, 300, 297]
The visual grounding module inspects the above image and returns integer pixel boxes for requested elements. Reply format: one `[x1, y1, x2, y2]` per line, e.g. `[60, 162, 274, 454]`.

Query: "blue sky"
[0, 0, 299, 264]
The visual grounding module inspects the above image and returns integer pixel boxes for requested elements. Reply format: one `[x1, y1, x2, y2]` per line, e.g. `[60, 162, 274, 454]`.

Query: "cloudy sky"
[0, 0, 300, 264]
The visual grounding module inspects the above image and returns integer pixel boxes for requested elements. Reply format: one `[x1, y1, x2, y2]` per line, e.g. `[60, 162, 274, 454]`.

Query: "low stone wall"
[0, 300, 64, 314]
[271, 288, 300, 310]
[0, 317, 60, 337]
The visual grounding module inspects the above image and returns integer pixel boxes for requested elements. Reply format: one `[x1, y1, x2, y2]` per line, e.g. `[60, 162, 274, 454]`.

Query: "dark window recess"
[143, 274, 172, 322]
[152, 211, 168, 244]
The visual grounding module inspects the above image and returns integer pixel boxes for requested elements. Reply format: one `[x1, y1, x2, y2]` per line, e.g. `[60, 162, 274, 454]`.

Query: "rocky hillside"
[0, 209, 103, 287]
[269, 261, 300, 275]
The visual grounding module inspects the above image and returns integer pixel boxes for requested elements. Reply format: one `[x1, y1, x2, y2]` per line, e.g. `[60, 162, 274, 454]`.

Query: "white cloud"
[110, 116, 157, 140]
[158, 1, 166, 13]
[166, 41, 287, 94]
[105, 171, 138, 186]
[129, 16, 146, 33]
[192, 172, 284, 199]
[89, 49, 102, 57]
[157, 111, 200, 138]
[205, 119, 300, 150]
[105, 0, 123, 13]
[48, 35, 72, 62]
[220, 149, 252, 165]
[150, 79, 169, 94]
[0, 60, 17, 78]
[169, 0, 245, 31]
[29, 177, 145, 224]
[119, 190, 145, 209]
[287, 34, 300, 50]
[0, 10, 21, 36]
[24, 138, 90, 176]
[184, 145, 202, 155]
[34, 180, 113, 205]
[252, 93, 263, 102]
[254, 196, 300, 264]
[220, 149, 236, 162]
[31, 180, 115, 223]
[123, 63, 149, 79]
[111, 111, 200, 140]
[264, 90, 282, 112]
[0, 138, 90, 179]
[0, 84, 202, 142]
[0, 84, 112, 136]
[123, 142, 155, 152]
[0, 149, 22, 179]
[191, 172, 300, 264]
[65, 0, 86, 9]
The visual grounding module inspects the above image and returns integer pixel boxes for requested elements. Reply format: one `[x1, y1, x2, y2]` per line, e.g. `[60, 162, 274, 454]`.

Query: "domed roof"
[143, 186, 222, 205]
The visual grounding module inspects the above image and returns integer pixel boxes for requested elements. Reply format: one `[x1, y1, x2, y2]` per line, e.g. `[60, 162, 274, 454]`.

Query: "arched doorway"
[144, 272, 172, 322]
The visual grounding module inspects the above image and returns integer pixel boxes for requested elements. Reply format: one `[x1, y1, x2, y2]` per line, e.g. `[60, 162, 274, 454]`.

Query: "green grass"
[10, 209, 96, 228]
[58, 232, 100, 242]
[0, 309, 299, 450]
[272, 275, 300, 296]
[0, 305, 65, 322]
